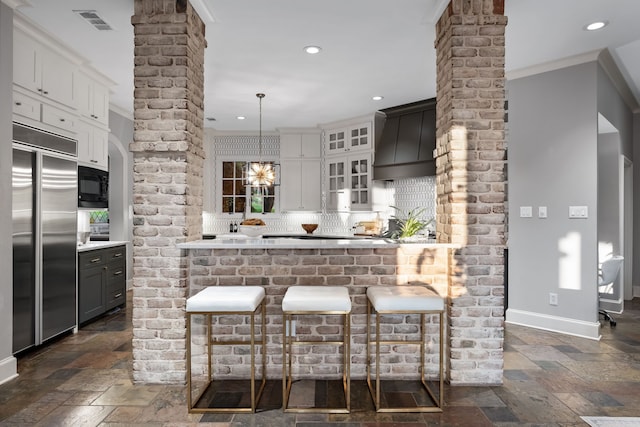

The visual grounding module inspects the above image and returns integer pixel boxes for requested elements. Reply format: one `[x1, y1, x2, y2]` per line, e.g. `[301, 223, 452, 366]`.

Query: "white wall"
[0, 1, 18, 384]
[506, 62, 601, 339]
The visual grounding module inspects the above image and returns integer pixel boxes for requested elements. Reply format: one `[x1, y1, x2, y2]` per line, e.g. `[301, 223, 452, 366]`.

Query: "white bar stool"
[366, 286, 444, 412]
[186, 286, 266, 413]
[281, 286, 351, 413]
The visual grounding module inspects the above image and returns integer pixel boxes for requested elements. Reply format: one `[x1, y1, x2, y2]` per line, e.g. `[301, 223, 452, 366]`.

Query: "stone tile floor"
[2, 293, 640, 426]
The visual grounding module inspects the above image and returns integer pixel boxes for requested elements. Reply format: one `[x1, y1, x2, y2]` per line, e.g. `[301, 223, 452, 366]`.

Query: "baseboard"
[0, 356, 18, 386]
[634, 286, 640, 298]
[599, 297, 623, 314]
[505, 308, 601, 340]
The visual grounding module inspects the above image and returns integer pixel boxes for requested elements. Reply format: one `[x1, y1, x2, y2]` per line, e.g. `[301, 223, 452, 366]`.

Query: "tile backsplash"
[203, 175, 436, 236]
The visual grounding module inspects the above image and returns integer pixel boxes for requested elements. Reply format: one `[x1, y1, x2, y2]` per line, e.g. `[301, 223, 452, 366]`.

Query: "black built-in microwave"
[78, 166, 109, 208]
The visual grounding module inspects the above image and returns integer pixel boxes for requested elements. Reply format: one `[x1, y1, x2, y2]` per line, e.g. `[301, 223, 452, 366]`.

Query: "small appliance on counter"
[354, 220, 382, 236]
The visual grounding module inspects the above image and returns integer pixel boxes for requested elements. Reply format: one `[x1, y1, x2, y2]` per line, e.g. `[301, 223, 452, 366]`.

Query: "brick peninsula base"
[177, 239, 457, 382]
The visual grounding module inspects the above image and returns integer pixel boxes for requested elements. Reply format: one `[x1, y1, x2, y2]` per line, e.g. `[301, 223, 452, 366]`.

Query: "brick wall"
[130, 0, 206, 383]
[185, 245, 453, 381]
[434, 0, 507, 385]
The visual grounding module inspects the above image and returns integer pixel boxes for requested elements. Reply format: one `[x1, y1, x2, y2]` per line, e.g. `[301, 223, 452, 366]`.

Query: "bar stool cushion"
[282, 286, 351, 312]
[186, 286, 265, 312]
[367, 286, 444, 312]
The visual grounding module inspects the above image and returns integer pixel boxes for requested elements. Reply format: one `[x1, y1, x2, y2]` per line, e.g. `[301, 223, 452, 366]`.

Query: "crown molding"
[506, 50, 601, 81]
[1, 0, 31, 9]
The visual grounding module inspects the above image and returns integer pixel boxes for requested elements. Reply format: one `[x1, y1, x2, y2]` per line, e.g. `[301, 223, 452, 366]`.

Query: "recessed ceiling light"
[236, 116, 246, 120]
[304, 46, 322, 54]
[585, 21, 608, 31]
[372, 96, 384, 101]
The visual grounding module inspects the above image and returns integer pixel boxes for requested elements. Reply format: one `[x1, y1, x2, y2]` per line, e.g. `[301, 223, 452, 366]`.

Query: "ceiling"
[13, 0, 640, 132]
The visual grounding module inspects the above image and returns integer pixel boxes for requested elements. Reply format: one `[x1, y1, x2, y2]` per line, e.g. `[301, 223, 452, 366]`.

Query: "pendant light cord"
[257, 93, 265, 162]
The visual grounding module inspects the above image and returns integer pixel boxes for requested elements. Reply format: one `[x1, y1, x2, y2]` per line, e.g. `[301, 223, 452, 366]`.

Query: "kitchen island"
[177, 237, 456, 382]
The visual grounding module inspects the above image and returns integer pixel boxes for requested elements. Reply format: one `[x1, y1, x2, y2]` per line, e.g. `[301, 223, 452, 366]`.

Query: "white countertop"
[77, 241, 129, 252]
[178, 237, 394, 249]
[177, 236, 450, 250]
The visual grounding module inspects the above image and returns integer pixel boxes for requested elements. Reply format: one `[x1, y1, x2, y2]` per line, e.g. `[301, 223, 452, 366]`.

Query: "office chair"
[598, 255, 624, 327]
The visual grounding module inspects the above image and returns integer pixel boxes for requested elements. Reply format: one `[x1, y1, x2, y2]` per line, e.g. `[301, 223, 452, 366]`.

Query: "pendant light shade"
[245, 93, 276, 187]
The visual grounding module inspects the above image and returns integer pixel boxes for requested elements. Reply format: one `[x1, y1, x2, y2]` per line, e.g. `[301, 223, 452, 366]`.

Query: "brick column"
[130, 0, 206, 384]
[434, 0, 507, 385]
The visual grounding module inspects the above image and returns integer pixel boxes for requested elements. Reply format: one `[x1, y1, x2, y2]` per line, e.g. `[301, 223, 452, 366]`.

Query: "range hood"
[373, 98, 436, 180]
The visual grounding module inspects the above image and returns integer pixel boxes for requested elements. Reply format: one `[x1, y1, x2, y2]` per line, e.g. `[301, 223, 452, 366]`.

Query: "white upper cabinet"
[325, 153, 372, 211]
[13, 18, 112, 169]
[77, 120, 109, 171]
[321, 116, 376, 211]
[279, 129, 322, 211]
[75, 71, 110, 126]
[13, 29, 76, 108]
[279, 130, 321, 159]
[325, 122, 371, 155]
[280, 159, 321, 212]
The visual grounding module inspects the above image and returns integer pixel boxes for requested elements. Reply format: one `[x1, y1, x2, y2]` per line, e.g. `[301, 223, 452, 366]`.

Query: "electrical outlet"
[549, 293, 558, 306]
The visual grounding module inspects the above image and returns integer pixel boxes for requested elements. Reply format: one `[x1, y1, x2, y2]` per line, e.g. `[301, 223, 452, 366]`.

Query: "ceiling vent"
[73, 10, 113, 31]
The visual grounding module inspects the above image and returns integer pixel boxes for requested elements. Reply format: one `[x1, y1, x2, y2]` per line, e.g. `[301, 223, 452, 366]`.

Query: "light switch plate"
[538, 206, 547, 218]
[569, 206, 588, 219]
[520, 206, 533, 218]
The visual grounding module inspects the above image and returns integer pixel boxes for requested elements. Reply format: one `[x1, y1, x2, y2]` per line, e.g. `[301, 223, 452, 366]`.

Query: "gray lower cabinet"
[78, 245, 126, 324]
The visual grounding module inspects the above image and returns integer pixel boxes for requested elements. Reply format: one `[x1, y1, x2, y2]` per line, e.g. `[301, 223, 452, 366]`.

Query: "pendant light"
[246, 93, 276, 187]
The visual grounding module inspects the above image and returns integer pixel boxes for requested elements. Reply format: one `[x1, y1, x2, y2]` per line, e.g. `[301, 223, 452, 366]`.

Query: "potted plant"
[388, 206, 433, 240]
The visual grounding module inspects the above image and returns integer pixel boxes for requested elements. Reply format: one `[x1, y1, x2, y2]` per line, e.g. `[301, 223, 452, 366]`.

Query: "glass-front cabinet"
[326, 153, 371, 211]
[325, 122, 371, 155]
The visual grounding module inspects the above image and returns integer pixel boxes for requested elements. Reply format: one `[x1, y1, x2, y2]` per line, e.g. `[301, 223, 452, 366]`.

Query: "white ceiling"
[13, 0, 640, 132]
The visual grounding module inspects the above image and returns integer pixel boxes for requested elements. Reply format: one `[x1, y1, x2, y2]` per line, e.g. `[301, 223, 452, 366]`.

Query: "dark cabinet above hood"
[373, 98, 436, 180]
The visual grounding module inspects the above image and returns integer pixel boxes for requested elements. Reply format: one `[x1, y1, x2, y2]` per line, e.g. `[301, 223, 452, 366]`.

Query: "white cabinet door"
[13, 30, 41, 95]
[346, 154, 371, 210]
[280, 134, 302, 158]
[91, 83, 109, 125]
[41, 104, 76, 134]
[326, 157, 348, 211]
[40, 49, 75, 107]
[325, 129, 347, 155]
[300, 133, 321, 158]
[300, 160, 321, 211]
[76, 72, 109, 126]
[77, 120, 108, 170]
[280, 159, 321, 211]
[13, 91, 41, 121]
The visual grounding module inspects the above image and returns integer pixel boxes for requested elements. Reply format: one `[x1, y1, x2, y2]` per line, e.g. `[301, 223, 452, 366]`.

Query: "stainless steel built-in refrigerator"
[12, 123, 78, 354]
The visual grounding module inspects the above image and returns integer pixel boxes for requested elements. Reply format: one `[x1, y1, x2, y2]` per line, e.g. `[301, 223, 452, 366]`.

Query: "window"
[220, 160, 277, 214]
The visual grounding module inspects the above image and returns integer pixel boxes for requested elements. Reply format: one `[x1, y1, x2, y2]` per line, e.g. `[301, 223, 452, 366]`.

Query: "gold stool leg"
[186, 312, 193, 410]
[344, 311, 351, 412]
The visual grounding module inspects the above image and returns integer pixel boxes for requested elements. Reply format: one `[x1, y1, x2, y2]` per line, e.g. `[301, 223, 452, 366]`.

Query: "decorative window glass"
[221, 160, 277, 214]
